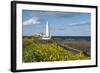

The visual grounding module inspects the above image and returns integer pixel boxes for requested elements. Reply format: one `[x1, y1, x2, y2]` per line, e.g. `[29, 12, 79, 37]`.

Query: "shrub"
[23, 37, 90, 63]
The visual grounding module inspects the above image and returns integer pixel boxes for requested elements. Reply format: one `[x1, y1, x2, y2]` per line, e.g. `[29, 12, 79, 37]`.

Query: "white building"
[42, 21, 51, 40]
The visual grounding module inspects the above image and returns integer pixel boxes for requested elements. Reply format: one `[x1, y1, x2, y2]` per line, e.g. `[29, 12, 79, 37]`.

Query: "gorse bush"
[23, 37, 90, 63]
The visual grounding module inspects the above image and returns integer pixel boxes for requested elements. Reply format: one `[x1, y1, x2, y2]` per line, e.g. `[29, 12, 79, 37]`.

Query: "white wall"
[0, 0, 99, 73]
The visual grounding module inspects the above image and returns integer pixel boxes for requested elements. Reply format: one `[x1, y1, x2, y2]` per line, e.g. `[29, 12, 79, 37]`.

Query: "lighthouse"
[42, 21, 51, 40]
[46, 21, 49, 37]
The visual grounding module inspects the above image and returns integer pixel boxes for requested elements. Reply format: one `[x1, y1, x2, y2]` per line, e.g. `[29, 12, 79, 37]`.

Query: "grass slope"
[23, 37, 90, 63]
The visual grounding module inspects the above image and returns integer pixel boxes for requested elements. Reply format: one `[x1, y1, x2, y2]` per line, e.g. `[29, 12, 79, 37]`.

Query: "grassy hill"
[23, 37, 90, 63]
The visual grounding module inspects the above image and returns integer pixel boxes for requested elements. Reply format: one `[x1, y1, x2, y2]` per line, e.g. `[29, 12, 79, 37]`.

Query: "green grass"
[23, 37, 90, 63]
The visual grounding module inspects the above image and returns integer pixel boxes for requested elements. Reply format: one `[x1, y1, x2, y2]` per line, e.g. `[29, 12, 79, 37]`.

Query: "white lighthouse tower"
[42, 21, 51, 40]
[46, 21, 49, 37]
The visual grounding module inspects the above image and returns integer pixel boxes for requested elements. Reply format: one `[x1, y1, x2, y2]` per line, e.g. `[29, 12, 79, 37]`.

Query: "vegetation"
[23, 37, 90, 63]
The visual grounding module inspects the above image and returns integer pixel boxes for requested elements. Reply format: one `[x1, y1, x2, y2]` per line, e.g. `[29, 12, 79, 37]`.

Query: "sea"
[51, 36, 91, 41]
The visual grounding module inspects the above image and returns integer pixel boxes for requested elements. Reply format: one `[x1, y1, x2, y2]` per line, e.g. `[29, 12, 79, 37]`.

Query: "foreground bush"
[23, 37, 90, 63]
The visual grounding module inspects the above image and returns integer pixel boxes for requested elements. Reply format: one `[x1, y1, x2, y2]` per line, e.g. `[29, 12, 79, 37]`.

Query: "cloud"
[68, 21, 90, 26]
[31, 10, 83, 18]
[23, 16, 40, 25]
[50, 26, 65, 30]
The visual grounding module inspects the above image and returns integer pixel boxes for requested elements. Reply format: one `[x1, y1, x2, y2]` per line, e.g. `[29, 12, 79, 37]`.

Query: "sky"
[22, 10, 91, 36]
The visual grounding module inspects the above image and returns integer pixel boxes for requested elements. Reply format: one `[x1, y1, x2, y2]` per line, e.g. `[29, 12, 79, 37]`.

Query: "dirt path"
[56, 41, 81, 54]
[54, 39, 90, 56]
